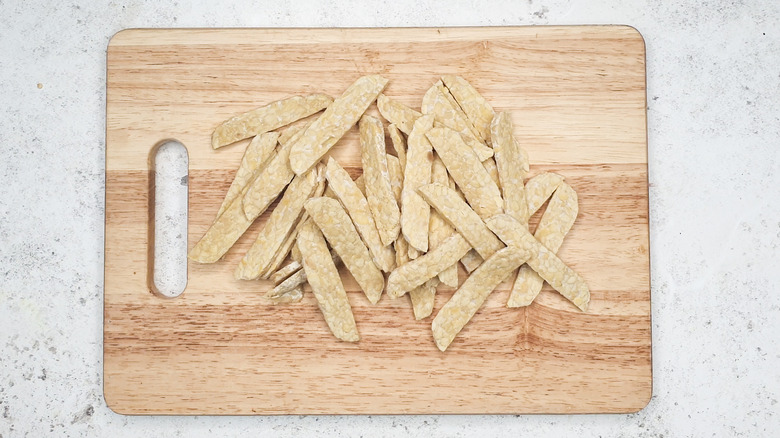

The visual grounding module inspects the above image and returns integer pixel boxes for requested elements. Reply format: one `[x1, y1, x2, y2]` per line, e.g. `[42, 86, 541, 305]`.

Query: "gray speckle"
[532, 6, 549, 19]
[71, 405, 94, 424]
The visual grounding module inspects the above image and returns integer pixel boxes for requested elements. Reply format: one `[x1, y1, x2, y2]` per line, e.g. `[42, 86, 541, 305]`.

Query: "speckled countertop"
[1, 1, 778, 436]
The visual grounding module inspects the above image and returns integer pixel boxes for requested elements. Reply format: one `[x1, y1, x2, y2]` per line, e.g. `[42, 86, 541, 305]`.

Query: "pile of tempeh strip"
[189, 75, 589, 351]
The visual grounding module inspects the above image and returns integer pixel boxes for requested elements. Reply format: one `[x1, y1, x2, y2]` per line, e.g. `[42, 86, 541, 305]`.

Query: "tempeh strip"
[387, 123, 407, 170]
[448, 174, 481, 273]
[525, 172, 565, 217]
[353, 174, 366, 195]
[195, 120, 316, 263]
[441, 75, 495, 145]
[268, 251, 341, 293]
[305, 197, 384, 304]
[260, 164, 327, 278]
[482, 157, 501, 189]
[485, 214, 590, 311]
[417, 183, 504, 259]
[325, 158, 395, 272]
[409, 278, 438, 320]
[188, 186, 255, 263]
[326, 176, 366, 198]
[394, 233, 410, 268]
[408, 244, 420, 260]
[265, 285, 304, 305]
[277, 118, 315, 146]
[448, 126, 494, 161]
[390, 131, 411, 270]
[296, 220, 359, 342]
[386, 233, 472, 299]
[509, 183, 579, 307]
[216, 132, 279, 218]
[430, 156, 458, 288]
[460, 250, 483, 273]
[517, 140, 531, 173]
[240, 137, 296, 220]
[386, 154, 403, 203]
[394, 193, 436, 316]
[377, 94, 421, 135]
[269, 259, 302, 285]
[191, 135, 300, 263]
[491, 112, 529, 225]
[421, 81, 481, 144]
[425, 127, 503, 219]
[189, 144, 299, 264]
[449, 126, 494, 162]
[290, 240, 302, 263]
[360, 115, 400, 246]
[401, 114, 434, 252]
[268, 269, 307, 297]
[234, 166, 319, 280]
[212, 94, 332, 149]
[431, 246, 529, 351]
[421, 81, 493, 161]
[289, 75, 388, 175]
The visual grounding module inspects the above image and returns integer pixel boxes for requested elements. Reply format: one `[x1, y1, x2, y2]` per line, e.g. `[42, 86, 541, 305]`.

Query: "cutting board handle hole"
[148, 140, 189, 298]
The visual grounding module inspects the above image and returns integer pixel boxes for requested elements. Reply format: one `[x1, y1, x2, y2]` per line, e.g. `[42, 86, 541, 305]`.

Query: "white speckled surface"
[1, 0, 779, 436]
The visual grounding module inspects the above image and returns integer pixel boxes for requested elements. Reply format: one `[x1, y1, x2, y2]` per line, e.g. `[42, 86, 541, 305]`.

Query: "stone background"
[1, 0, 778, 436]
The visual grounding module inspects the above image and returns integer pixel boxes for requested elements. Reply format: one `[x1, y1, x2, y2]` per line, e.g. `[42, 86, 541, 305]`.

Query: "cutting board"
[105, 26, 651, 415]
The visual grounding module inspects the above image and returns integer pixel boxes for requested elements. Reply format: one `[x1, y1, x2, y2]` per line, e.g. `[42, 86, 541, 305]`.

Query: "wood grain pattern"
[105, 26, 650, 415]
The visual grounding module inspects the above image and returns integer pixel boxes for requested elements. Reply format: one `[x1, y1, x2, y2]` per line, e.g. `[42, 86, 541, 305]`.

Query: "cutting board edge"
[103, 25, 652, 415]
[106, 25, 647, 48]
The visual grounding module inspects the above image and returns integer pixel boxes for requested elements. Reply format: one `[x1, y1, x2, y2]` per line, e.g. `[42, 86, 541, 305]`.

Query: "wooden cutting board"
[105, 26, 651, 415]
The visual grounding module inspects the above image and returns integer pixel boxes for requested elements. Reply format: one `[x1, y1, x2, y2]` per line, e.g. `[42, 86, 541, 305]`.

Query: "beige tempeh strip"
[524, 172, 565, 218]
[485, 214, 590, 311]
[400, 114, 434, 253]
[429, 156, 459, 288]
[460, 250, 483, 273]
[386, 233, 472, 299]
[387, 123, 407, 169]
[234, 166, 319, 280]
[216, 132, 279, 218]
[421, 81, 493, 161]
[509, 183, 579, 307]
[240, 136, 297, 220]
[188, 172, 265, 263]
[377, 94, 421, 136]
[260, 163, 327, 279]
[431, 246, 529, 351]
[425, 127, 503, 220]
[265, 285, 304, 305]
[441, 75, 495, 145]
[212, 94, 332, 149]
[386, 154, 403, 204]
[296, 219, 359, 342]
[325, 158, 395, 272]
[409, 278, 438, 320]
[491, 112, 529, 225]
[417, 183, 504, 260]
[266, 251, 341, 296]
[305, 197, 385, 305]
[360, 115, 400, 246]
[289, 75, 388, 175]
